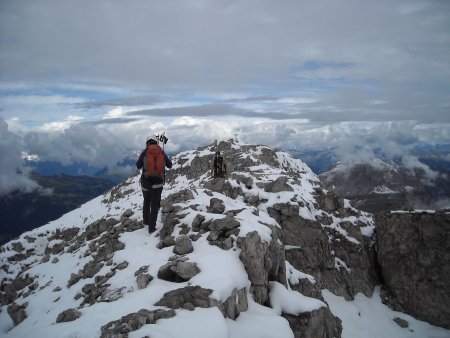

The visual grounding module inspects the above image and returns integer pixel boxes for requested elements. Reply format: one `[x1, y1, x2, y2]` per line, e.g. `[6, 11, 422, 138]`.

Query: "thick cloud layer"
[0, 118, 39, 195]
[1, 1, 449, 111]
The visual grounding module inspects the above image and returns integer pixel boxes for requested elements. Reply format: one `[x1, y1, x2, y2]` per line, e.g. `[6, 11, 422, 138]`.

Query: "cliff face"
[0, 140, 448, 338]
[376, 211, 450, 329]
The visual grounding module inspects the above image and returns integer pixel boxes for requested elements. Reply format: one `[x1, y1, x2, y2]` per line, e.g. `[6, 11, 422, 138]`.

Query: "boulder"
[122, 209, 134, 218]
[239, 231, 271, 305]
[7, 302, 28, 326]
[136, 274, 153, 290]
[173, 235, 194, 255]
[283, 307, 342, 338]
[56, 308, 81, 323]
[157, 260, 200, 282]
[191, 214, 206, 232]
[208, 198, 226, 214]
[154, 286, 217, 310]
[220, 287, 248, 320]
[264, 176, 294, 193]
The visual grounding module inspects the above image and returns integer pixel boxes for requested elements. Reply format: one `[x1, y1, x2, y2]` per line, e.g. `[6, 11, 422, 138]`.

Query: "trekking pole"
[160, 132, 168, 184]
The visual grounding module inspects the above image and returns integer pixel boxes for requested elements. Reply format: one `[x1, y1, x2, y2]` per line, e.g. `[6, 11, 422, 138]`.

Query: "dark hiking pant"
[142, 187, 163, 232]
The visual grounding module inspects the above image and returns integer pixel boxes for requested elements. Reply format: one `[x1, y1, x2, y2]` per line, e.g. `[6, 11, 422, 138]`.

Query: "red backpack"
[143, 144, 165, 185]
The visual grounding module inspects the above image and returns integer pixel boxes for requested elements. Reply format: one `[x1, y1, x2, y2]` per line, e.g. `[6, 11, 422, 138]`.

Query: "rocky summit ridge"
[0, 139, 448, 338]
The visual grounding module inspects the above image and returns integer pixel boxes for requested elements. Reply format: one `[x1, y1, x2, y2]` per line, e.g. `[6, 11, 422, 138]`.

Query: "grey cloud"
[127, 104, 237, 117]
[0, 117, 39, 195]
[1, 0, 449, 102]
[224, 96, 280, 103]
[81, 118, 141, 126]
[127, 103, 301, 120]
[78, 95, 161, 109]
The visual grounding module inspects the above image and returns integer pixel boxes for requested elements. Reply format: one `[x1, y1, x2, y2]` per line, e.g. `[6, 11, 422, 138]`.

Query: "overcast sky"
[1, 0, 449, 194]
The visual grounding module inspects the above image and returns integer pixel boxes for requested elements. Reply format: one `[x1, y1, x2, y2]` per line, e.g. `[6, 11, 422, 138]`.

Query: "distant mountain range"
[285, 143, 450, 174]
[0, 173, 114, 244]
[24, 156, 137, 184]
[319, 159, 450, 214]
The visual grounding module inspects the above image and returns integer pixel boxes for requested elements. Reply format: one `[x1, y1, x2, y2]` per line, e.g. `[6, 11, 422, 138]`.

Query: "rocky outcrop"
[376, 211, 450, 329]
[100, 309, 176, 338]
[239, 230, 286, 305]
[154, 285, 248, 320]
[154, 286, 217, 310]
[269, 203, 377, 301]
[284, 307, 342, 338]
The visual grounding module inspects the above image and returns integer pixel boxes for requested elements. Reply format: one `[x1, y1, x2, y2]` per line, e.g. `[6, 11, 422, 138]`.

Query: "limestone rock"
[191, 214, 206, 232]
[393, 317, 409, 328]
[208, 198, 226, 214]
[173, 235, 194, 255]
[7, 302, 28, 326]
[283, 307, 342, 338]
[154, 286, 216, 310]
[157, 260, 200, 282]
[136, 273, 153, 290]
[239, 231, 286, 305]
[264, 176, 293, 193]
[56, 308, 81, 323]
[220, 287, 248, 320]
[270, 203, 376, 300]
[122, 209, 134, 218]
[0, 283, 17, 305]
[100, 309, 176, 338]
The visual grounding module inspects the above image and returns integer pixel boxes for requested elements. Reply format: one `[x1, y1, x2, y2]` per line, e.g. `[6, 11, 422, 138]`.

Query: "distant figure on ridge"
[136, 136, 172, 233]
[212, 151, 227, 178]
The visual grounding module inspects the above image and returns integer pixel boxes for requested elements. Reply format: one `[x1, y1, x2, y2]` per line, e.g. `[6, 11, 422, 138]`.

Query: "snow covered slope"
[1, 140, 449, 338]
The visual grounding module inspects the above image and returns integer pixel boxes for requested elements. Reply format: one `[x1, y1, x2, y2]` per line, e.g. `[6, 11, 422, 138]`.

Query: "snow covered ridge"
[1, 140, 448, 338]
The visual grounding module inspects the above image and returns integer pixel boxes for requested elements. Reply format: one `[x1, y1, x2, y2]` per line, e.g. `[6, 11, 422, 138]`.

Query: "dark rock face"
[376, 211, 450, 329]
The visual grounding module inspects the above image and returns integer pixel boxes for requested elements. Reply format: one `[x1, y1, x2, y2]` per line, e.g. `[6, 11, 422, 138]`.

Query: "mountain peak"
[1, 141, 447, 337]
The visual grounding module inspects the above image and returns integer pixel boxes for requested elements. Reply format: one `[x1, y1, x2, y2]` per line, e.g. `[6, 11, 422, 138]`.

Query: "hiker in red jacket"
[136, 137, 172, 233]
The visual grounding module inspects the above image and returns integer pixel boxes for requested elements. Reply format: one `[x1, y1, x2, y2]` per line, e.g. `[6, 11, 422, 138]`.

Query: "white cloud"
[103, 107, 125, 119]
[40, 115, 84, 132]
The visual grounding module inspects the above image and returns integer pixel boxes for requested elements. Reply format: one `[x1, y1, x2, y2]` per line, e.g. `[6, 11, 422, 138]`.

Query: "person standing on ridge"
[136, 136, 172, 233]
[212, 151, 227, 178]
